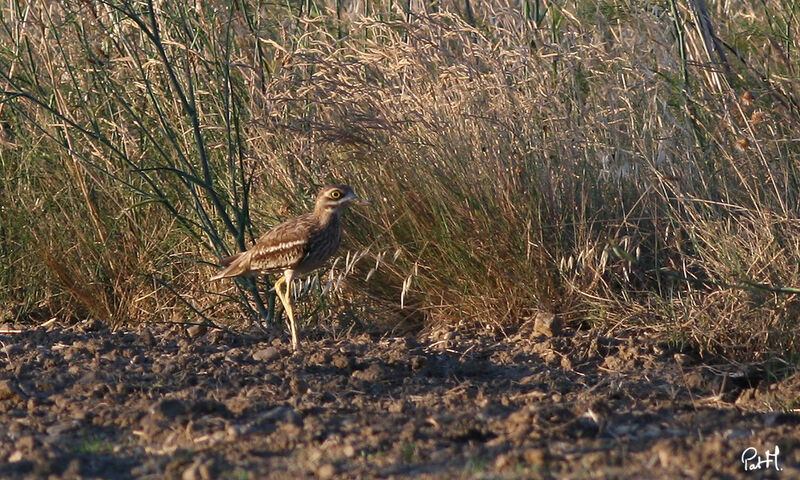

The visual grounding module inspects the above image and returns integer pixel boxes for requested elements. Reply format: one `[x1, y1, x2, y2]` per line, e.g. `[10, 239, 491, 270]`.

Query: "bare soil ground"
[1, 319, 799, 479]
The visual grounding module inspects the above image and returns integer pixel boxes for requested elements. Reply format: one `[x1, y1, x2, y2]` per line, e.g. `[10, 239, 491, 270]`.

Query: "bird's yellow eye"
[330, 190, 342, 199]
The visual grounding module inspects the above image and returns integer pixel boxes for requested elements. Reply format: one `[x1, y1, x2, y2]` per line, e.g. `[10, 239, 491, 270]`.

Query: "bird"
[210, 185, 368, 351]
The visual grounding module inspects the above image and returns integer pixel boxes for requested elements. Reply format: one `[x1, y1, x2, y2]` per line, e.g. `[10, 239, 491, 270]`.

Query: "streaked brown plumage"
[210, 185, 367, 351]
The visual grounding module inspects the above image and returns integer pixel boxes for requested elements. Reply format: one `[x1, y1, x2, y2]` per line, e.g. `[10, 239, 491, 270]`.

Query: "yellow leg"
[273, 272, 298, 351]
[284, 278, 298, 352]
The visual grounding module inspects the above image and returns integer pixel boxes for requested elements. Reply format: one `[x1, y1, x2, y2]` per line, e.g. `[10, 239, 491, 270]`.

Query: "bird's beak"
[349, 195, 371, 206]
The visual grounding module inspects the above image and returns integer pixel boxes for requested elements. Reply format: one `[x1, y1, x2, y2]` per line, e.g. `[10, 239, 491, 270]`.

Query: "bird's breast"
[295, 216, 342, 275]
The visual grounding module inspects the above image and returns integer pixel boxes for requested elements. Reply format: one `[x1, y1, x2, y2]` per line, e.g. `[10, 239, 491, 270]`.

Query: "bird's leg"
[283, 270, 299, 352]
[273, 276, 286, 324]
[273, 273, 299, 352]
[273, 276, 285, 303]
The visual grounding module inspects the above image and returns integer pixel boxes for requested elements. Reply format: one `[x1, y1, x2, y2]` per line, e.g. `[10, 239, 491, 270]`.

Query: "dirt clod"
[152, 398, 187, 421]
[181, 457, 216, 480]
[0, 380, 24, 402]
[351, 363, 384, 382]
[522, 447, 545, 466]
[253, 346, 279, 362]
[331, 352, 352, 370]
[317, 463, 336, 479]
[186, 324, 207, 338]
[532, 312, 560, 337]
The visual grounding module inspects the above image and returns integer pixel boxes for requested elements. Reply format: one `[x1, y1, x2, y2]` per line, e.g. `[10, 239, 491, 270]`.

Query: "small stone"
[410, 356, 426, 371]
[331, 353, 352, 370]
[682, 370, 706, 390]
[191, 399, 230, 417]
[225, 396, 251, 415]
[262, 405, 301, 425]
[16, 435, 36, 451]
[46, 421, 77, 436]
[523, 448, 545, 465]
[673, 353, 692, 365]
[152, 398, 187, 421]
[81, 318, 105, 331]
[309, 351, 330, 365]
[494, 453, 513, 471]
[7, 450, 24, 462]
[342, 444, 356, 458]
[388, 401, 405, 413]
[186, 324, 207, 338]
[227, 424, 244, 439]
[224, 349, 243, 363]
[182, 458, 215, 480]
[308, 448, 323, 463]
[253, 347, 279, 362]
[64, 458, 82, 476]
[352, 363, 383, 382]
[0, 380, 24, 401]
[140, 329, 157, 346]
[290, 377, 308, 396]
[560, 356, 573, 370]
[507, 408, 533, 426]
[723, 428, 751, 440]
[317, 463, 336, 480]
[532, 312, 560, 337]
[602, 355, 624, 371]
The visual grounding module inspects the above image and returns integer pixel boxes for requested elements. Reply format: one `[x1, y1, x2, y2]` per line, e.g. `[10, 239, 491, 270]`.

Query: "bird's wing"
[249, 214, 313, 272]
[209, 214, 313, 281]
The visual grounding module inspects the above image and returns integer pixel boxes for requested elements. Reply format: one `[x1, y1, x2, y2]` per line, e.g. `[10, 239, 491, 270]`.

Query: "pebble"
[16, 435, 36, 451]
[342, 444, 356, 458]
[7, 450, 24, 462]
[523, 448, 546, 465]
[533, 312, 560, 337]
[317, 463, 336, 480]
[186, 324, 207, 338]
[410, 356, 426, 371]
[0, 380, 25, 402]
[182, 458, 215, 480]
[151, 398, 187, 421]
[351, 363, 384, 382]
[262, 405, 301, 425]
[494, 453, 513, 471]
[253, 347, 279, 362]
[290, 377, 308, 396]
[331, 353, 352, 370]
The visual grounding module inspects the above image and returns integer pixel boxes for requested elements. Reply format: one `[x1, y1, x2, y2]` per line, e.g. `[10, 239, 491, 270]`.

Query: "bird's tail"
[209, 251, 251, 282]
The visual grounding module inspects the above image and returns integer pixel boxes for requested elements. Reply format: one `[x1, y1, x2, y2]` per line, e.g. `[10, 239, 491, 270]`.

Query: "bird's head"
[314, 185, 369, 213]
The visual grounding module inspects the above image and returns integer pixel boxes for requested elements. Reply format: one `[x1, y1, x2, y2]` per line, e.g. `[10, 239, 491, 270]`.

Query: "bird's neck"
[312, 205, 342, 227]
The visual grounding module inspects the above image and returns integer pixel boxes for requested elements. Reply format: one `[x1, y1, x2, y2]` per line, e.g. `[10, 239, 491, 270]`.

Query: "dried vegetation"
[1, 0, 799, 362]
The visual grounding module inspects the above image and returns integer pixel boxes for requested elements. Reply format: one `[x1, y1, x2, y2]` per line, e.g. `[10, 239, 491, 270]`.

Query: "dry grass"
[1, 0, 799, 362]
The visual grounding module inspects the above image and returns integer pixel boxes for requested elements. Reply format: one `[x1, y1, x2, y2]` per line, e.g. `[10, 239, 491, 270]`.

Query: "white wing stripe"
[262, 239, 306, 253]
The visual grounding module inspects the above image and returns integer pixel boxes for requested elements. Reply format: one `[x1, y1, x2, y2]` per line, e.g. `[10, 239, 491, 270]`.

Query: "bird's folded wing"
[210, 214, 313, 280]
[250, 215, 313, 270]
